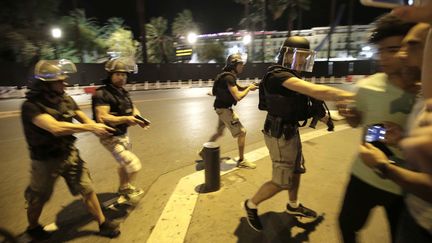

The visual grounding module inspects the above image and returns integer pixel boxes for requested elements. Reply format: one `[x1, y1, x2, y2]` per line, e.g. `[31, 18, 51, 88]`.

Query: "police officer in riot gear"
[243, 37, 353, 231]
[21, 60, 120, 240]
[92, 57, 148, 200]
[200, 53, 258, 168]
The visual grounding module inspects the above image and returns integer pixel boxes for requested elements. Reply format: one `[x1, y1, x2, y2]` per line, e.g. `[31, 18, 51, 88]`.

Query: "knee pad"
[122, 153, 142, 173]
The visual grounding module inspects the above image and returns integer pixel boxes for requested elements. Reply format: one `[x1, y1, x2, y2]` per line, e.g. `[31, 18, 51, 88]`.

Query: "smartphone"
[364, 124, 386, 143]
[134, 115, 151, 126]
[360, 0, 421, 8]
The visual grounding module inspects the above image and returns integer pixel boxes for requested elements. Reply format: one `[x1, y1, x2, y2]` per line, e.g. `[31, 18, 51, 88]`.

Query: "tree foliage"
[146, 17, 174, 63]
[196, 42, 226, 63]
[172, 9, 199, 38]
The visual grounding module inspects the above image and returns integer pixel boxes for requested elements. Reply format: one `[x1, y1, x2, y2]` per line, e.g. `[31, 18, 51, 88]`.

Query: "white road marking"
[146, 124, 351, 243]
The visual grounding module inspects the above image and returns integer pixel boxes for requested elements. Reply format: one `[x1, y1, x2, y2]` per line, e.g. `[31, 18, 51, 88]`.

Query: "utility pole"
[136, 0, 147, 63]
[346, 0, 354, 58]
[262, 0, 266, 63]
[327, 0, 337, 61]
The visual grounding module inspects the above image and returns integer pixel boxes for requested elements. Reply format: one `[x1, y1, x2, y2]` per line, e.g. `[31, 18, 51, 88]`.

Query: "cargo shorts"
[263, 129, 306, 189]
[26, 148, 94, 204]
[215, 108, 246, 138]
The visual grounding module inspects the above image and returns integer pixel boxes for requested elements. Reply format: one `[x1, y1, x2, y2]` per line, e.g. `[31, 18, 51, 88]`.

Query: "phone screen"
[365, 125, 386, 143]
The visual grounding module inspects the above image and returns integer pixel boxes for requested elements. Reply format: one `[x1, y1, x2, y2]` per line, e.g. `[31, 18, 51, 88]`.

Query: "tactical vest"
[212, 72, 237, 108]
[28, 95, 77, 159]
[92, 84, 134, 136]
[259, 65, 329, 127]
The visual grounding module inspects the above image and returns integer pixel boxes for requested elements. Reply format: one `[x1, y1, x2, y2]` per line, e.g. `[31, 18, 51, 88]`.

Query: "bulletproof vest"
[259, 65, 327, 125]
[213, 72, 237, 107]
[93, 84, 133, 118]
[92, 84, 133, 136]
[28, 96, 77, 159]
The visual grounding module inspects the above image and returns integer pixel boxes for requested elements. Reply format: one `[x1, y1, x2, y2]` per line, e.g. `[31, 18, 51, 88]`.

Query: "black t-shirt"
[21, 95, 78, 160]
[92, 84, 134, 136]
[263, 68, 298, 96]
[213, 73, 237, 108]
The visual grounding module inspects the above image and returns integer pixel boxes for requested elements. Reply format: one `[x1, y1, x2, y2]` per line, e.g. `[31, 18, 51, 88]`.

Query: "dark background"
[60, 0, 389, 36]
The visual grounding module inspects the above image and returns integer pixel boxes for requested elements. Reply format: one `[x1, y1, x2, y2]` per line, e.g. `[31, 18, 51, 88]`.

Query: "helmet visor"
[34, 59, 77, 81]
[281, 47, 316, 72]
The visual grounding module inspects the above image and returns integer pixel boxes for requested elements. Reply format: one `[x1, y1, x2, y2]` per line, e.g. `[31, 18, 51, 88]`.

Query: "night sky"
[60, 0, 389, 36]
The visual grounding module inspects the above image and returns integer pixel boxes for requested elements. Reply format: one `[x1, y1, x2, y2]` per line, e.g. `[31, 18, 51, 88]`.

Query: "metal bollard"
[202, 142, 220, 192]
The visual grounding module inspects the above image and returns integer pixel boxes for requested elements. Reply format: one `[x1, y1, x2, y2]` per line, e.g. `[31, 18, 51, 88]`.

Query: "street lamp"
[242, 34, 252, 45]
[187, 32, 198, 44]
[51, 27, 62, 59]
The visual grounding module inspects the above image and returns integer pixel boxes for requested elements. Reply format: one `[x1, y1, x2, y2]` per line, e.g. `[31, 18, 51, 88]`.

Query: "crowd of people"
[19, 2, 432, 242]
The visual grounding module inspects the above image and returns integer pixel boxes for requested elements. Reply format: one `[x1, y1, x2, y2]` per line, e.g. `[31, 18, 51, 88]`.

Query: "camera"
[364, 124, 386, 143]
[360, 0, 423, 9]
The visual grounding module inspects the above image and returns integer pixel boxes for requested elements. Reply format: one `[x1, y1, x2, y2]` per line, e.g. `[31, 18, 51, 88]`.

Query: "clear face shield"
[34, 59, 77, 82]
[280, 47, 316, 72]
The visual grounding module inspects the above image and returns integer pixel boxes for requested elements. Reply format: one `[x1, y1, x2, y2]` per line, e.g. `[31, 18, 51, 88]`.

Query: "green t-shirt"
[352, 73, 416, 195]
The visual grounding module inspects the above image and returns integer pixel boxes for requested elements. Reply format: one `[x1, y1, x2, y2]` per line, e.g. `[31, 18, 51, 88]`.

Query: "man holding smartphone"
[337, 14, 418, 243]
[359, 1, 432, 241]
[92, 57, 148, 200]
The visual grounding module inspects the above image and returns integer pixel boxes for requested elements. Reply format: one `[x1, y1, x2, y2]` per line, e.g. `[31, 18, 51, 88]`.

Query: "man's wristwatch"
[373, 160, 396, 179]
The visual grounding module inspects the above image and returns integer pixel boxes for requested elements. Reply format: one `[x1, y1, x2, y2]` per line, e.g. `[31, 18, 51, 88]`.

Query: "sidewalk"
[140, 127, 390, 243]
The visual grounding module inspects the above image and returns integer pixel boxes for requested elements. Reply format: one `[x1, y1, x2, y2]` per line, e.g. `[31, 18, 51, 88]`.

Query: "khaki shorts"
[26, 148, 94, 204]
[100, 135, 142, 173]
[263, 129, 305, 189]
[215, 108, 246, 138]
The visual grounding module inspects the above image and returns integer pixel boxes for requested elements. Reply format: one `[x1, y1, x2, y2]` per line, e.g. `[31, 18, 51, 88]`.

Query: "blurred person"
[360, 23, 432, 243]
[336, 14, 417, 243]
[243, 36, 353, 232]
[21, 59, 120, 240]
[199, 53, 258, 168]
[92, 57, 148, 200]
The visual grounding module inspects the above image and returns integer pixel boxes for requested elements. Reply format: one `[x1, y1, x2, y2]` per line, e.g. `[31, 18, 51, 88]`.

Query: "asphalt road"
[0, 88, 269, 236]
[0, 85, 357, 241]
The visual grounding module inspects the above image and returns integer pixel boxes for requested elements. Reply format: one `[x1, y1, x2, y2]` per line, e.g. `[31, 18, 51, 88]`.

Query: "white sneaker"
[237, 159, 256, 169]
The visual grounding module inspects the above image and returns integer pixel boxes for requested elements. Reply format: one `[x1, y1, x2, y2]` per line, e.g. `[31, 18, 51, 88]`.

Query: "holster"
[264, 115, 296, 140]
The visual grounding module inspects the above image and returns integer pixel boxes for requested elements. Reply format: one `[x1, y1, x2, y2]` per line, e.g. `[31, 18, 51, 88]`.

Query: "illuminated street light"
[51, 27, 62, 59]
[187, 32, 198, 44]
[242, 34, 252, 45]
[51, 28, 62, 39]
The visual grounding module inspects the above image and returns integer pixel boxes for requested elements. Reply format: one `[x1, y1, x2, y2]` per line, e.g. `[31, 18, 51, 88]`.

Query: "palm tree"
[61, 9, 105, 62]
[267, 0, 311, 36]
[146, 17, 174, 63]
[136, 0, 147, 63]
[172, 9, 199, 38]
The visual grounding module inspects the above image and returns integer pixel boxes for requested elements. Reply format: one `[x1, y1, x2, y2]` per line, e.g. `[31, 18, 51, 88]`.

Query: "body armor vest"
[28, 95, 77, 159]
[213, 72, 237, 107]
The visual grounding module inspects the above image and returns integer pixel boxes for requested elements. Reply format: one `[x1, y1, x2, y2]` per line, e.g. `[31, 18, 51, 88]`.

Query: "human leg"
[338, 175, 378, 243]
[100, 136, 143, 196]
[382, 193, 404, 243]
[63, 150, 120, 238]
[25, 159, 58, 240]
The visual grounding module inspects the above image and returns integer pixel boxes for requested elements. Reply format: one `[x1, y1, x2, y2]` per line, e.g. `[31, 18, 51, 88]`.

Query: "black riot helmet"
[222, 53, 245, 72]
[276, 36, 316, 72]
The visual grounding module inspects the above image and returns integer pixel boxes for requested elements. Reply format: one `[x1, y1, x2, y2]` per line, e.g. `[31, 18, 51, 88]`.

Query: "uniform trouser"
[338, 175, 404, 243]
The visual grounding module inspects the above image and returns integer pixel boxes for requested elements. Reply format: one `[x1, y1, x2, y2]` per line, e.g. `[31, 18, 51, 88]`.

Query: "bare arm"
[74, 110, 96, 124]
[94, 105, 144, 127]
[360, 143, 432, 203]
[32, 113, 113, 137]
[228, 84, 257, 101]
[282, 77, 354, 101]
